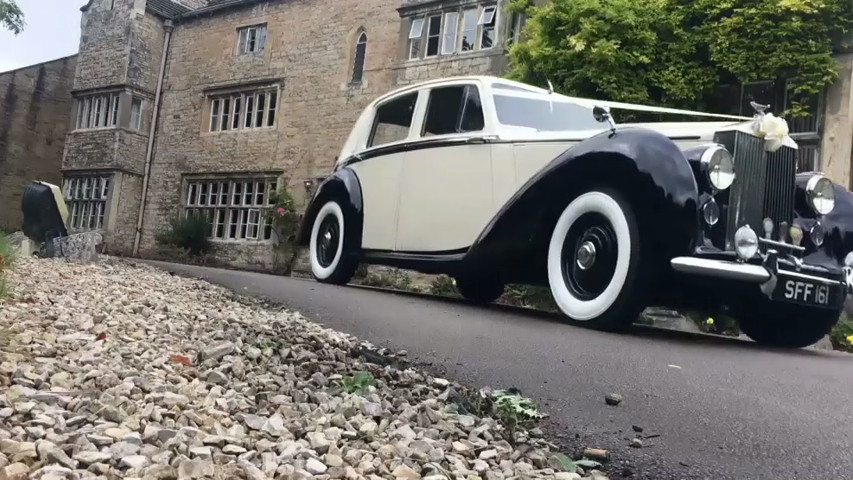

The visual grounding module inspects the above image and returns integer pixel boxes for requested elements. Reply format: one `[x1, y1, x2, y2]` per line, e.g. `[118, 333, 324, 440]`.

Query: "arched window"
[351, 32, 367, 84]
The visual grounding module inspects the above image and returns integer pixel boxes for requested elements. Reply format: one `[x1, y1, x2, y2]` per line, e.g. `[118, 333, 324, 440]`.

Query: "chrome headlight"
[700, 145, 735, 191]
[805, 175, 835, 215]
[734, 225, 759, 260]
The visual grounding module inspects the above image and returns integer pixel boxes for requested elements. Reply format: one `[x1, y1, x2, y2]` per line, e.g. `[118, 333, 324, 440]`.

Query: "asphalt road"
[143, 260, 853, 480]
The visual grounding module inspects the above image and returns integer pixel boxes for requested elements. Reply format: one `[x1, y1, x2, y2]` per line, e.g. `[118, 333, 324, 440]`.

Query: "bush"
[268, 185, 302, 275]
[360, 268, 414, 291]
[830, 314, 853, 353]
[155, 214, 213, 256]
[429, 275, 460, 297]
[0, 233, 16, 299]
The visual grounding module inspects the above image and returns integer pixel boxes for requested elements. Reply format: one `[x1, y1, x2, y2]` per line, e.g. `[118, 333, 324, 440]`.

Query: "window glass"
[460, 8, 477, 52]
[426, 16, 441, 57]
[493, 94, 602, 132]
[352, 32, 367, 83]
[368, 93, 418, 147]
[479, 6, 497, 49]
[130, 98, 142, 130]
[422, 85, 484, 136]
[441, 12, 459, 55]
[408, 18, 424, 59]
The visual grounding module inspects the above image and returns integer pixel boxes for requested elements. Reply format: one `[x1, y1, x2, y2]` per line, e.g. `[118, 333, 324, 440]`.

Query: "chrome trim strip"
[758, 237, 806, 253]
[671, 257, 770, 282]
[773, 269, 842, 286]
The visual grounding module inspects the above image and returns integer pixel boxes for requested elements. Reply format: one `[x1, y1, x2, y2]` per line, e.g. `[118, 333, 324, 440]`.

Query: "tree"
[0, 0, 24, 35]
[506, 0, 853, 117]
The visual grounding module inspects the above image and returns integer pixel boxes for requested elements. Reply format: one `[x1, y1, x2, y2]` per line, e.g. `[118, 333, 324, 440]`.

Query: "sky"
[0, 0, 88, 73]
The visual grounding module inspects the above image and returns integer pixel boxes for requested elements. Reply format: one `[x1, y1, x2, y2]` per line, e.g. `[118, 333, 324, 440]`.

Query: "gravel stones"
[0, 257, 599, 480]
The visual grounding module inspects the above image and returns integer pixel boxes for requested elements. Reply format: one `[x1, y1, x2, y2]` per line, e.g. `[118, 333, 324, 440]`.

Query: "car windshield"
[492, 93, 604, 132]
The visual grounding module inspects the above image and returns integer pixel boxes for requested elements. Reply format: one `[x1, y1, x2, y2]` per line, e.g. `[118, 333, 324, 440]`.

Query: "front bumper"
[671, 250, 853, 309]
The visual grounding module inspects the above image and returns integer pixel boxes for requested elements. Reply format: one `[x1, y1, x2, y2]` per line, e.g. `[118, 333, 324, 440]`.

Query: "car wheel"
[309, 200, 358, 284]
[546, 188, 645, 330]
[736, 303, 839, 348]
[455, 275, 505, 304]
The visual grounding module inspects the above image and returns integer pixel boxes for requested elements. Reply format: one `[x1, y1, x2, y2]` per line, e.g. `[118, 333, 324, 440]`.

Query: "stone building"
[58, 0, 527, 269]
[16, 0, 851, 269]
[0, 55, 77, 231]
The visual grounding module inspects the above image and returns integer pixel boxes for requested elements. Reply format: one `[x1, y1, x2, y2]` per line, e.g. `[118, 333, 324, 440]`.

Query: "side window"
[368, 93, 418, 148]
[422, 85, 485, 136]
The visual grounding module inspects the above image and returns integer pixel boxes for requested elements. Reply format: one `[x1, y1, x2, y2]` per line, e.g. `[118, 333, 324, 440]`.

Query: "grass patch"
[0, 233, 17, 300]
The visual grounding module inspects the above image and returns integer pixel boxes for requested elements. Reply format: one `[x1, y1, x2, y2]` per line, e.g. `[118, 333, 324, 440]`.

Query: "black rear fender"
[295, 168, 364, 249]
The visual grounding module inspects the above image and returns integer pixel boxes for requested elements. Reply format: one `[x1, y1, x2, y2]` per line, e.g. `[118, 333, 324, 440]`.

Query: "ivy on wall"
[506, 0, 853, 117]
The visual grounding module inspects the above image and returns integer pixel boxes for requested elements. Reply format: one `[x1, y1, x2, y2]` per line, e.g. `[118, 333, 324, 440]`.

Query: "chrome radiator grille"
[713, 130, 797, 249]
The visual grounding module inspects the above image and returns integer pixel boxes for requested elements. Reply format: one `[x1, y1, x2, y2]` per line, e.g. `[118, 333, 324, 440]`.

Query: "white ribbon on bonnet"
[749, 112, 799, 152]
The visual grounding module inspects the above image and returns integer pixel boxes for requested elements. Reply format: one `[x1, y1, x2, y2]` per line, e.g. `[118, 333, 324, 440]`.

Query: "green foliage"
[429, 275, 460, 297]
[500, 285, 558, 312]
[155, 214, 213, 256]
[0, 0, 24, 35]
[269, 185, 302, 275]
[829, 313, 853, 352]
[341, 372, 375, 395]
[0, 233, 15, 300]
[451, 387, 547, 441]
[507, 0, 853, 116]
[360, 268, 414, 291]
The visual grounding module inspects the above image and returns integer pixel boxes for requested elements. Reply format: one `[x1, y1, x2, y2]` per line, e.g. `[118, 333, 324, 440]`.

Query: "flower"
[846, 334, 853, 345]
[751, 113, 798, 152]
[706, 317, 714, 325]
[277, 207, 284, 214]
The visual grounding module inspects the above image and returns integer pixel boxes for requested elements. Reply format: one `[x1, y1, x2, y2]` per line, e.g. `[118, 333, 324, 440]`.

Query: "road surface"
[143, 260, 853, 480]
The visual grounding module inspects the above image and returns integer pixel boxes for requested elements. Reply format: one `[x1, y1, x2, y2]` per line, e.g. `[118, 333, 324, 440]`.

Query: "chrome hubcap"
[576, 241, 596, 270]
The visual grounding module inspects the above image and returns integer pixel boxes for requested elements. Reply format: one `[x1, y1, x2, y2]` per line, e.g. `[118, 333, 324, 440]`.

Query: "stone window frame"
[61, 172, 113, 232]
[205, 87, 280, 134]
[181, 173, 282, 243]
[74, 92, 121, 131]
[403, 1, 501, 62]
[237, 23, 268, 56]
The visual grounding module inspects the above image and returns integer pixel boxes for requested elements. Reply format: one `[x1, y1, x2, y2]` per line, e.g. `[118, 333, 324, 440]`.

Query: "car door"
[348, 91, 418, 251]
[395, 83, 494, 252]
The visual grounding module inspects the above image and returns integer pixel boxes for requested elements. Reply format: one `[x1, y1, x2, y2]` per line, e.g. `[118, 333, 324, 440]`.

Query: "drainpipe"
[133, 19, 173, 255]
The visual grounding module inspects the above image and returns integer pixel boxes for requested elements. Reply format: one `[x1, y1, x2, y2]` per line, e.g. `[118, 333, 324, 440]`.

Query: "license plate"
[772, 273, 841, 308]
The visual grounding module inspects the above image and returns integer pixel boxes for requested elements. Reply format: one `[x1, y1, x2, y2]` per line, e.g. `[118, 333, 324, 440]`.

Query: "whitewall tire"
[310, 200, 357, 284]
[547, 189, 644, 329]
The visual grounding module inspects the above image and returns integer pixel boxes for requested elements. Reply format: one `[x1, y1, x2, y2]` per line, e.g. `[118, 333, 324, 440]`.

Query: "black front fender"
[793, 176, 853, 270]
[463, 127, 700, 281]
[295, 168, 364, 248]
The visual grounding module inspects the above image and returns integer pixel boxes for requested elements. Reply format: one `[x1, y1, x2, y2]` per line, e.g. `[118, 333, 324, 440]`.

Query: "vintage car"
[296, 75, 853, 349]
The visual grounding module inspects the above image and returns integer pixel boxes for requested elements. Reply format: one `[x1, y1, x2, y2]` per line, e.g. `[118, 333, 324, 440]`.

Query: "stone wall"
[74, 0, 138, 91]
[821, 54, 853, 189]
[0, 56, 77, 231]
[137, 0, 402, 257]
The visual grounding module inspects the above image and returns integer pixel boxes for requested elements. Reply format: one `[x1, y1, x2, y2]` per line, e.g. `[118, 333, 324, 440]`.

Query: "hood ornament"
[750, 101, 770, 116]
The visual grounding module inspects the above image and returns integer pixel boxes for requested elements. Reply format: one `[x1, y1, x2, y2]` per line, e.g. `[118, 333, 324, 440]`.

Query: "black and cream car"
[296, 75, 853, 349]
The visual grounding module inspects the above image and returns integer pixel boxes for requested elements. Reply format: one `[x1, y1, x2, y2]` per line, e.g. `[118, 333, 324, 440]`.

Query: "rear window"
[493, 94, 602, 132]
